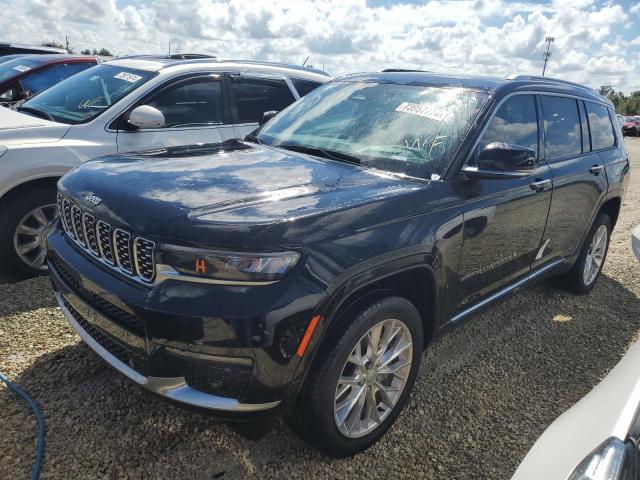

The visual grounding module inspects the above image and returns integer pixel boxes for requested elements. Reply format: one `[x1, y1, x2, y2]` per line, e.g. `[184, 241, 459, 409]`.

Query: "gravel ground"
[2, 140, 640, 480]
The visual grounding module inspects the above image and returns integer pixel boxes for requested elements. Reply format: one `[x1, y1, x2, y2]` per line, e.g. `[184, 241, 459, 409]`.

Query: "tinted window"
[478, 94, 538, 156]
[0, 83, 19, 102]
[147, 79, 222, 128]
[20, 63, 94, 94]
[541, 96, 582, 159]
[586, 102, 615, 150]
[291, 78, 322, 97]
[231, 78, 295, 123]
[0, 58, 41, 83]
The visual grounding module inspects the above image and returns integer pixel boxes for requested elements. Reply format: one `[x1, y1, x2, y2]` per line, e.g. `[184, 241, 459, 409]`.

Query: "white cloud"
[1, 0, 638, 92]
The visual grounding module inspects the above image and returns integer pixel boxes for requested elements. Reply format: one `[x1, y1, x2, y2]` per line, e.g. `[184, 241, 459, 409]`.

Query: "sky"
[1, 0, 639, 92]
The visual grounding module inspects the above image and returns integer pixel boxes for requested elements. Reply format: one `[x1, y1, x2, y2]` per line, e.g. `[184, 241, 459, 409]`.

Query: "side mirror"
[17, 91, 31, 101]
[259, 110, 278, 126]
[127, 105, 165, 130]
[463, 142, 536, 179]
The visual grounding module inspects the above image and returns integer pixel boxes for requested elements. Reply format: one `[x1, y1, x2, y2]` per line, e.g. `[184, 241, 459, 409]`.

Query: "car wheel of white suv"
[0, 185, 57, 280]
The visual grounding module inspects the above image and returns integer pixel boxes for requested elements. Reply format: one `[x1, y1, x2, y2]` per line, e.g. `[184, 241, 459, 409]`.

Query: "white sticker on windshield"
[395, 102, 451, 122]
[114, 72, 143, 83]
[13, 65, 31, 72]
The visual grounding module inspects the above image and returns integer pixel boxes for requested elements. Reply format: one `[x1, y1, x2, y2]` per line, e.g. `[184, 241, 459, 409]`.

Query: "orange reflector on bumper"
[295, 315, 321, 357]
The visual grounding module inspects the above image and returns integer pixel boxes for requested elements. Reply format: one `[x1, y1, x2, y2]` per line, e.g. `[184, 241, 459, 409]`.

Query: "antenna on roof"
[302, 56, 309, 67]
[542, 36, 555, 77]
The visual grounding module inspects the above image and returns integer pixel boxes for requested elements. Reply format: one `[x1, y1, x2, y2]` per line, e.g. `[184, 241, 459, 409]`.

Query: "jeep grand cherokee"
[47, 72, 629, 456]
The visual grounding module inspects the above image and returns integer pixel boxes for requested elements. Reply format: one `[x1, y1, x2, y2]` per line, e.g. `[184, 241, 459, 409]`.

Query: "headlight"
[568, 437, 637, 480]
[161, 246, 301, 283]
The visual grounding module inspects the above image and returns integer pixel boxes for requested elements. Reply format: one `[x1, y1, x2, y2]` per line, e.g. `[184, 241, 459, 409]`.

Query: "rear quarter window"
[291, 78, 322, 97]
[586, 102, 616, 150]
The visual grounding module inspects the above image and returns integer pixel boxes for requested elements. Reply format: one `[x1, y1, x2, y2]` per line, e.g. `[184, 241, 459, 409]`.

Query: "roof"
[14, 54, 97, 65]
[336, 71, 612, 105]
[105, 55, 331, 78]
[0, 42, 66, 54]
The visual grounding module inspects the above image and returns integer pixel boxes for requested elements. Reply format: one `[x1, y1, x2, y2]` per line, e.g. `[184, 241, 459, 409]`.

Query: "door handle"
[590, 165, 605, 175]
[530, 178, 551, 192]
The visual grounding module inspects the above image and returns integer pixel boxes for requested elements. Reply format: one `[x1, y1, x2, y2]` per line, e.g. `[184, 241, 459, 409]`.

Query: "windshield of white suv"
[0, 58, 43, 83]
[20, 64, 156, 124]
[256, 81, 488, 178]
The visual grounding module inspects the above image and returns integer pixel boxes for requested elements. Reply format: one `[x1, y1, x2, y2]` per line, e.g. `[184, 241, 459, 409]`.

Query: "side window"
[477, 94, 538, 157]
[146, 78, 222, 128]
[291, 78, 322, 97]
[230, 77, 295, 123]
[578, 101, 591, 153]
[585, 102, 616, 150]
[541, 96, 582, 160]
[19, 64, 68, 94]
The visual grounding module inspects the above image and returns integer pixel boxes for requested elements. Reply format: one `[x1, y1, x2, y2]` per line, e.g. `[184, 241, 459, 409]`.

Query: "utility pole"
[542, 36, 554, 77]
[168, 41, 171, 56]
[65, 35, 69, 53]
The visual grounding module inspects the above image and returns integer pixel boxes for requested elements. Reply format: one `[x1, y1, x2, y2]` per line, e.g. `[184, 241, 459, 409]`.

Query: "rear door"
[453, 94, 552, 311]
[227, 74, 297, 138]
[116, 73, 236, 153]
[534, 96, 609, 268]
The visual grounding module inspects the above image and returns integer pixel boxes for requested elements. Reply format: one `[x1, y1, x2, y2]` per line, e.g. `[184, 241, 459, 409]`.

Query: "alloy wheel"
[583, 224, 608, 286]
[13, 204, 58, 270]
[334, 318, 413, 438]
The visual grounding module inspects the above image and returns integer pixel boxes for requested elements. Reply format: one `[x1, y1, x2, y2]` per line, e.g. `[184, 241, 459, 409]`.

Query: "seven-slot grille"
[57, 192, 156, 283]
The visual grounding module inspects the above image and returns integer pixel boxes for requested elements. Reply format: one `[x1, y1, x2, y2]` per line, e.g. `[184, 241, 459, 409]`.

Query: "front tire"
[554, 213, 611, 294]
[0, 185, 58, 280]
[294, 296, 423, 457]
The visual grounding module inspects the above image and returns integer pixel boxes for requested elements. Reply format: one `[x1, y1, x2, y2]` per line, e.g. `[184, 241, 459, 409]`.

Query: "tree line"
[599, 86, 640, 115]
[41, 41, 113, 57]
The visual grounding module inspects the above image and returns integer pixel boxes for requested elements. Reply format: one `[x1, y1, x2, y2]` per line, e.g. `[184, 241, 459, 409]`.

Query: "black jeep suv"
[47, 72, 629, 456]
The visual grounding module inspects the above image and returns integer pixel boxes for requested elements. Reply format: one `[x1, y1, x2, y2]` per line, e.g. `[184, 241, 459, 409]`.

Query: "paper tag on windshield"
[13, 65, 31, 72]
[114, 72, 142, 83]
[395, 102, 451, 122]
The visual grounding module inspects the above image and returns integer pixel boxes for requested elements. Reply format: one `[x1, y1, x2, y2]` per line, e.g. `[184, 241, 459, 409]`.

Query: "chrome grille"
[114, 229, 133, 274]
[57, 192, 156, 283]
[82, 214, 99, 255]
[71, 205, 85, 245]
[134, 238, 156, 282]
[97, 221, 114, 264]
[62, 198, 74, 238]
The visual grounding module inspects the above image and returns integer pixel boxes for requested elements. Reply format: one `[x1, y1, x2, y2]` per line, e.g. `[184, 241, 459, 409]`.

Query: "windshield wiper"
[278, 144, 361, 165]
[17, 106, 55, 122]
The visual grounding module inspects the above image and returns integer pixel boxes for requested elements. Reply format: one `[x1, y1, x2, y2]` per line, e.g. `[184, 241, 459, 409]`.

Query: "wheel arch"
[0, 176, 61, 206]
[599, 196, 621, 228]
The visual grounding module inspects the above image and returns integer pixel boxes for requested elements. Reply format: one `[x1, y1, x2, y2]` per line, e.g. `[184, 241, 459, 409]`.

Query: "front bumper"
[47, 227, 325, 416]
[55, 290, 279, 413]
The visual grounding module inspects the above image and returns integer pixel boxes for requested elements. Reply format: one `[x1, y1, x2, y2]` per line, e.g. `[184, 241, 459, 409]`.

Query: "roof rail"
[381, 68, 433, 73]
[167, 53, 216, 60]
[506, 74, 596, 92]
[221, 59, 330, 77]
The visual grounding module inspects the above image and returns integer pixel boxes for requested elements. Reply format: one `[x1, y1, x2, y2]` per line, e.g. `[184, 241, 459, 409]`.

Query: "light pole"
[542, 36, 555, 77]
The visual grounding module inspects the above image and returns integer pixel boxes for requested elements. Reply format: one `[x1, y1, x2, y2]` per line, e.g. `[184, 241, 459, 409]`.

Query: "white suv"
[0, 55, 329, 278]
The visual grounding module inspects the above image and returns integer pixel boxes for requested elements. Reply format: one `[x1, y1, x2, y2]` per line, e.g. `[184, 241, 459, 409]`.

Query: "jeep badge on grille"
[85, 193, 102, 206]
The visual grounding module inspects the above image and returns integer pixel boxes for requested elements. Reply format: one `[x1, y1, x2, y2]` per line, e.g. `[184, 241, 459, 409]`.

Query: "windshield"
[257, 81, 488, 178]
[21, 64, 156, 124]
[0, 58, 42, 83]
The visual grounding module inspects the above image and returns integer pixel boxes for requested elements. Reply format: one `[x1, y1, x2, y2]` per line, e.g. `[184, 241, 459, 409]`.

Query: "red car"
[621, 116, 640, 136]
[0, 54, 98, 107]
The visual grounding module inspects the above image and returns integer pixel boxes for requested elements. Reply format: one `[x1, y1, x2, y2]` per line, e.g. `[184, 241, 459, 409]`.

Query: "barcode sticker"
[13, 65, 31, 72]
[114, 72, 143, 83]
[395, 102, 451, 122]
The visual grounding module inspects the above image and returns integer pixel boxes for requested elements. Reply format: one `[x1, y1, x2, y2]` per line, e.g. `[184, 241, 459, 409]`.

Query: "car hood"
[0, 107, 71, 144]
[59, 141, 424, 246]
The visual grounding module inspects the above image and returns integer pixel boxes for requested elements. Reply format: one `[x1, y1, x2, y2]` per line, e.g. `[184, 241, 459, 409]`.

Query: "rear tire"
[292, 296, 423, 457]
[0, 185, 58, 281]
[553, 213, 611, 295]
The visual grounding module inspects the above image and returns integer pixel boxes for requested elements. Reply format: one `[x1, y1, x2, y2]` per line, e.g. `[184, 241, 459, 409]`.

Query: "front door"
[116, 74, 237, 153]
[453, 94, 552, 311]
